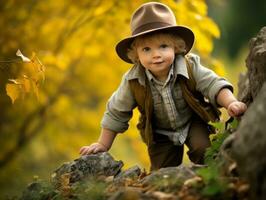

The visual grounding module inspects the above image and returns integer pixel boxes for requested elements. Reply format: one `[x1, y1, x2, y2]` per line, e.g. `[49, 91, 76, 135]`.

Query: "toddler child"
[79, 2, 247, 170]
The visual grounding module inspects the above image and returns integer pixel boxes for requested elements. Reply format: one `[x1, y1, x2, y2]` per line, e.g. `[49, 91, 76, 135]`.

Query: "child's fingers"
[228, 103, 247, 117]
[79, 143, 107, 156]
[93, 147, 104, 153]
[79, 146, 94, 155]
[79, 143, 106, 155]
[228, 109, 236, 117]
[85, 147, 94, 155]
[234, 104, 246, 115]
[79, 146, 88, 155]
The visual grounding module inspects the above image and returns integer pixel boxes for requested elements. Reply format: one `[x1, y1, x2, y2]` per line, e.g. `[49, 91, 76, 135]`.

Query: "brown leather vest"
[128, 58, 220, 147]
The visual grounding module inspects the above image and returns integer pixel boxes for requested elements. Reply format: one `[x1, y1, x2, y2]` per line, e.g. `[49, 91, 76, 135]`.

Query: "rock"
[108, 188, 156, 200]
[223, 26, 266, 200]
[141, 165, 197, 192]
[20, 181, 56, 200]
[114, 165, 141, 183]
[237, 72, 251, 104]
[238, 26, 266, 105]
[51, 152, 123, 187]
[229, 26, 266, 200]
[146, 191, 178, 200]
[231, 83, 266, 200]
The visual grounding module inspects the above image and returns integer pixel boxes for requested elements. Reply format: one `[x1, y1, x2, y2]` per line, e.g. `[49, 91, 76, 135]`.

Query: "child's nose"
[152, 49, 161, 58]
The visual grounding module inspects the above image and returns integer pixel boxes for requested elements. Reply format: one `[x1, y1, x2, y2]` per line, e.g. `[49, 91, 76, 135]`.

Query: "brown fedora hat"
[115, 2, 195, 63]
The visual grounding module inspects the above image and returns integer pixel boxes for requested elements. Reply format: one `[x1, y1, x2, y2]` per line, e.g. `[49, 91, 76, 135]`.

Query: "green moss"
[71, 178, 108, 200]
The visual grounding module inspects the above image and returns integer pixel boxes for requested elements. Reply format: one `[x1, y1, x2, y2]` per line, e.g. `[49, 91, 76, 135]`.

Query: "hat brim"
[115, 26, 195, 63]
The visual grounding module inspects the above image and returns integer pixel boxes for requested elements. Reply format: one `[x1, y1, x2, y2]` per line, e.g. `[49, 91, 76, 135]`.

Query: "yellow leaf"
[31, 80, 39, 100]
[190, 0, 207, 16]
[212, 59, 225, 76]
[20, 53, 45, 85]
[94, 1, 113, 16]
[207, 19, 220, 38]
[31, 53, 46, 82]
[6, 83, 21, 104]
[22, 76, 31, 93]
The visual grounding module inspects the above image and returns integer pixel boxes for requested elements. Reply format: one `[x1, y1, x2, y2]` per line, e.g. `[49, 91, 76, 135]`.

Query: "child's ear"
[136, 58, 141, 65]
[174, 47, 179, 54]
[135, 54, 140, 62]
[174, 46, 186, 56]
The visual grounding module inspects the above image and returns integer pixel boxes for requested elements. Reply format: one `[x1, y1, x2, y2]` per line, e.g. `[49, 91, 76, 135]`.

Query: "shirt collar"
[174, 54, 189, 79]
[125, 63, 146, 86]
[125, 55, 189, 86]
[145, 65, 174, 86]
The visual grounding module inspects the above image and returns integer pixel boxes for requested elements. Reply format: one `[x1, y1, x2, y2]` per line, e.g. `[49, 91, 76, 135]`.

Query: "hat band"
[132, 22, 174, 36]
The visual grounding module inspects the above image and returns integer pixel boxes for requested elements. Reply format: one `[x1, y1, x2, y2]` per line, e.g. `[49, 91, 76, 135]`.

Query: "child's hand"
[79, 142, 108, 155]
[227, 101, 247, 117]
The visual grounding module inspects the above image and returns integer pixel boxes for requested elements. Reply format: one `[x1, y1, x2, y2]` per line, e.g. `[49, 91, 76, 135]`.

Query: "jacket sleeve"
[188, 54, 233, 107]
[101, 73, 137, 133]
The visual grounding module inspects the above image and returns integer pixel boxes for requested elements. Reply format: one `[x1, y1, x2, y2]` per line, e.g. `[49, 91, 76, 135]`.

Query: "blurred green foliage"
[208, 0, 266, 58]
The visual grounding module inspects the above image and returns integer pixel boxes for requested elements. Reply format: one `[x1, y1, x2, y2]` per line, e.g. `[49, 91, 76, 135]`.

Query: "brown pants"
[148, 116, 211, 171]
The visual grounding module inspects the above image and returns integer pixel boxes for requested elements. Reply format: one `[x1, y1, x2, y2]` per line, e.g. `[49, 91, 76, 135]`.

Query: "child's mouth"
[153, 61, 164, 64]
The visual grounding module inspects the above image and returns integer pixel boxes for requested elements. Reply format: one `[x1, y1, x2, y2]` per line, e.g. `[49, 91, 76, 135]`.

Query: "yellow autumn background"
[0, 0, 258, 198]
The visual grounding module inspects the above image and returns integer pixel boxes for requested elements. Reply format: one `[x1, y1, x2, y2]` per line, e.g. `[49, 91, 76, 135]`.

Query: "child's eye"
[160, 44, 168, 48]
[142, 47, 150, 52]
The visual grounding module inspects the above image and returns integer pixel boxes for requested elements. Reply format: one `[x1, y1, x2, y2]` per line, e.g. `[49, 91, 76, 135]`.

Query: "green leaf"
[209, 121, 224, 132]
[228, 118, 239, 130]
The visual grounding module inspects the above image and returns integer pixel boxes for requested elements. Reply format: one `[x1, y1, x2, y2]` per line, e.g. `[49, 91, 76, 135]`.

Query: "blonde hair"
[127, 32, 187, 64]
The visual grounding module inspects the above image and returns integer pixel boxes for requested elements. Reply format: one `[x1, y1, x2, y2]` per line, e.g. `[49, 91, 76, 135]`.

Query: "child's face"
[136, 35, 175, 81]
